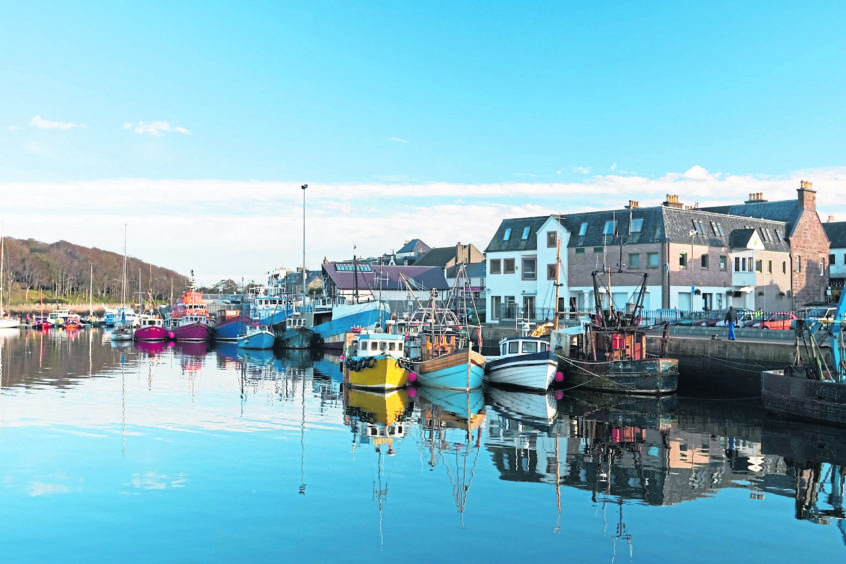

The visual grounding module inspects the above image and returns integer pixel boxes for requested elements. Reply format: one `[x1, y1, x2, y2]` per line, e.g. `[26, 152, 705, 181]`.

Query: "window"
[768, 260, 772, 273]
[711, 221, 724, 236]
[579, 222, 588, 236]
[522, 296, 535, 320]
[547, 231, 557, 248]
[575, 247, 585, 255]
[522, 341, 539, 354]
[735, 257, 741, 272]
[821, 257, 826, 275]
[797, 256, 802, 273]
[503, 228, 512, 241]
[783, 261, 787, 274]
[521, 258, 536, 280]
[692, 220, 706, 234]
[504, 258, 515, 274]
[630, 218, 643, 233]
[756, 259, 762, 273]
[522, 227, 530, 240]
[647, 252, 659, 268]
[603, 220, 616, 235]
[490, 259, 501, 274]
[679, 253, 688, 268]
[830, 254, 836, 266]
[701, 254, 709, 269]
[491, 296, 502, 319]
[547, 264, 558, 280]
[775, 230, 782, 242]
[719, 255, 727, 270]
[628, 253, 640, 268]
[593, 246, 603, 253]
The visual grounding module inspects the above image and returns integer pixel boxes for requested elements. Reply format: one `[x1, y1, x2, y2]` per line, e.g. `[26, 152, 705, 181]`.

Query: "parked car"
[670, 311, 710, 326]
[744, 312, 798, 330]
[693, 310, 727, 327]
[713, 309, 754, 327]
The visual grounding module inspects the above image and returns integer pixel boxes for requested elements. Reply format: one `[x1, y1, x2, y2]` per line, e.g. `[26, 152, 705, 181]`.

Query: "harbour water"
[0, 328, 844, 562]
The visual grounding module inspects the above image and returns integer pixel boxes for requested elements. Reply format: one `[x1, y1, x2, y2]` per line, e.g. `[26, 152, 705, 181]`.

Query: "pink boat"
[135, 315, 171, 341]
[169, 287, 214, 342]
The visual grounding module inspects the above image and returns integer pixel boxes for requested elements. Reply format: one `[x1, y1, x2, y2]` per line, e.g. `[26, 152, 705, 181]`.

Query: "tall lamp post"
[302, 184, 308, 296]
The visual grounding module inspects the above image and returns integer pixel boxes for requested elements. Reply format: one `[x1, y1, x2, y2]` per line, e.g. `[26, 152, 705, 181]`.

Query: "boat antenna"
[301, 184, 308, 298]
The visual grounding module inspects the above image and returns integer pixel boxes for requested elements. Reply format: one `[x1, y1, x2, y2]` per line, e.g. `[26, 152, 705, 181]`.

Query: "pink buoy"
[339, 354, 345, 361]
[555, 390, 563, 400]
[408, 372, 417, 382]
[408, 387, 417, 398]
[555, 371, 564, 382]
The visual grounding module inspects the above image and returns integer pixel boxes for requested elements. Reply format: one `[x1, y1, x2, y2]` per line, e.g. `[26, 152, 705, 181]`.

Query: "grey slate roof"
[561, 206, 790, 251]
[322, 263, 449, 292]
[484, 216, 553, 253]
[445, 261, 486, 279]
[702, 200, 802, 237]
[414, 246, 458, 267]
[823, 222, 846, 248]
[397, 238, 430, 254]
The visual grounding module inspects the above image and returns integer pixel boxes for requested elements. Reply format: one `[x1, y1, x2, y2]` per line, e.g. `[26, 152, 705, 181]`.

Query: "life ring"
[367, 357, 377, 369]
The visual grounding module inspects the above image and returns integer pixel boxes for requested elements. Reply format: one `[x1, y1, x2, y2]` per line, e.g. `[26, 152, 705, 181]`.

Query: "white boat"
[484, 336, 560, 392]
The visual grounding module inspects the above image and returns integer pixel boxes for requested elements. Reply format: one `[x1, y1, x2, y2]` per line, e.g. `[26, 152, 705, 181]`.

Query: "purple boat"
[169, 288, 214, 342]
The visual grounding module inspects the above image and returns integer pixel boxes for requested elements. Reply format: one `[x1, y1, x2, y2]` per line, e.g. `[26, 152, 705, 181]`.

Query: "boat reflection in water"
[174, 341, 210, 374]
[762, 418, 846, 538]
[415, 386, 486, 527]
[135, 339, 170, 357]
[343, 387, 414, 546]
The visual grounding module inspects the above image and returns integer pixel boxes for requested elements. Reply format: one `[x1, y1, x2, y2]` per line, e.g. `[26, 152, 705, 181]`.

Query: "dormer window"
[503, 228, 512, 241]
[522, 227, 530, 240]
[579, 222, 588, 236]
[630, 218, 643, 233]
[603, 220, 616, 235]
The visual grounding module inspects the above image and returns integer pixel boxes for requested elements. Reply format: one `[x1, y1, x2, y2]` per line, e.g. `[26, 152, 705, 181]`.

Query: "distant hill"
[2, 237, 189, 304]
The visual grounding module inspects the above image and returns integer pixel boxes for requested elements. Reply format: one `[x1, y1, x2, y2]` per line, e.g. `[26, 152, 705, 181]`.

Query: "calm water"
[0, 328, 844, 563]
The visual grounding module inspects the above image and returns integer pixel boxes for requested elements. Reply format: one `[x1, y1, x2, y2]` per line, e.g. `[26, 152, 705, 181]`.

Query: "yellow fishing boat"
[341, 331, 410, 390]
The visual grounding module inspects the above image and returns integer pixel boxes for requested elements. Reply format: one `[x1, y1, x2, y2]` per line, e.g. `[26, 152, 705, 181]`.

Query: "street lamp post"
[301, 184, 307, 295]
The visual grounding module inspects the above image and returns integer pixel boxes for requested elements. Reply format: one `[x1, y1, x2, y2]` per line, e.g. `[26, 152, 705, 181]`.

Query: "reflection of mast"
[121, 351, 126, 457]
[373, 443, 389, 549]
[299, 374, 306, 496]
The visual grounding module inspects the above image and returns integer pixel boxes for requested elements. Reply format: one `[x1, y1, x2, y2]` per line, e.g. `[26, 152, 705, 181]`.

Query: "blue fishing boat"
[310, 300, 391, 350]
[237, 324, 275, 350]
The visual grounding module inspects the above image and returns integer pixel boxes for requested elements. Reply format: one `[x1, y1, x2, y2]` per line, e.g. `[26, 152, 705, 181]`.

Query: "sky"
[1, 1, 845, 285]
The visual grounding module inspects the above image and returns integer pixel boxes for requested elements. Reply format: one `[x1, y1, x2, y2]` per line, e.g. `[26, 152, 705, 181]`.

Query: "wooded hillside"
[2, 237, 189, 304]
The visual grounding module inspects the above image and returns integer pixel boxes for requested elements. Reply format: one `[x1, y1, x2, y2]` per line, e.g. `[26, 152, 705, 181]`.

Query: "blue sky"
[1, 1, 845, 283]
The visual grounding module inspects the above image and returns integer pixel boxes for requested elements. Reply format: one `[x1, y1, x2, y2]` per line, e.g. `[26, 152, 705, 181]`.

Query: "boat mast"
[553, 233, 562, 330]
[89, 264, 93, 317]
[301, 184, 307, 299]
[121, 223, 127, 309]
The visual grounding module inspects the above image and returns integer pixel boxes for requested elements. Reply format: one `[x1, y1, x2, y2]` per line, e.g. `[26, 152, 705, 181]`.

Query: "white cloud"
[572, 166, 591, 174]
[387, 136, 408, 144]
[124, 121, 191, 136]
[0, 166, 843, 283]
[30, 115, 85, 130]
[610, 162, 617, 171]
[7, 125, 20, 131]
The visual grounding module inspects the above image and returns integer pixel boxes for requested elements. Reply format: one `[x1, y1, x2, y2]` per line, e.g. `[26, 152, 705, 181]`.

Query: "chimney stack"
[625, 200, 639, 209]
[797, 179, 816, 211]
[745, 192, 768, 204]
[663, 194, 683, 209]
[828, 215, 835, 223]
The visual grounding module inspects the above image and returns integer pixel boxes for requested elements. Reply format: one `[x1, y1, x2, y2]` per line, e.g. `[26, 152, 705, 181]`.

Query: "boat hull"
[564, 357, 679, 395]
[484, 351, 559, 392]
[277, 327, 314, 349]
[415, 349, 486, 390]
[761, 369, 846, 426]
[237, 330, 275, 350]
[172, 322, 213, 342]
[214, 316, 251, 341]
[343, 356, 409, 390]
[135, 326, 170, 341]
[0, 318, 20, 329]
[486, 387, 558, 430]
[110, 327, 134, 342]
[311, 303, 391, 350]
